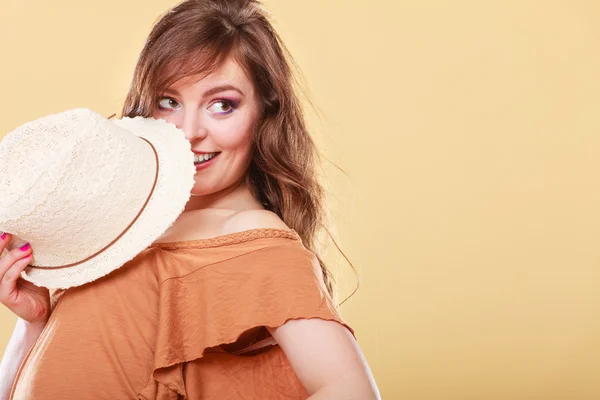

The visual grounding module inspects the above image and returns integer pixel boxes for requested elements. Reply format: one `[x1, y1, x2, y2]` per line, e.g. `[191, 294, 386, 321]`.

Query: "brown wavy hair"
[120, 0, 357, 299]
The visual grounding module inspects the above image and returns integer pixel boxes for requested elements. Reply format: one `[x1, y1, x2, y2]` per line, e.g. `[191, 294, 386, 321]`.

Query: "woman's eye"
[158, 97, 180, 110]
[208, 100, 235, 115]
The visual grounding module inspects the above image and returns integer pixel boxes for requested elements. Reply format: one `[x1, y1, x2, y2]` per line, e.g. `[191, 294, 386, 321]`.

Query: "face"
[152, 57, 260, 197]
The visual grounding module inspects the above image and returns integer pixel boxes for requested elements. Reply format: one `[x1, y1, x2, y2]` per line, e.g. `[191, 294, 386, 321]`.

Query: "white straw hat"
[0, 108, 196, 289]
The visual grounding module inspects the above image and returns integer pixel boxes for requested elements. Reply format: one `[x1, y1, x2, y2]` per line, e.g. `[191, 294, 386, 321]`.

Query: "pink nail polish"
[0, 232, 6, 240]
[20, 243, 30, 252]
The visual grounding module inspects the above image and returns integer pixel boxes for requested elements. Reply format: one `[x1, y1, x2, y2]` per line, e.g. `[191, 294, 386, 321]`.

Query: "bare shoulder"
[222, 209, 290, 234]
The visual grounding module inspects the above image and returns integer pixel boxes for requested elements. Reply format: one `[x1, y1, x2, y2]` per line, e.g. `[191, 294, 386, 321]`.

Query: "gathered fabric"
[10, 228, 353, 400]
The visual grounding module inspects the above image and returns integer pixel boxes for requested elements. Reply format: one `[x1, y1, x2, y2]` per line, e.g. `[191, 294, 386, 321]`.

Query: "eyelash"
[157, 97, 237, 115]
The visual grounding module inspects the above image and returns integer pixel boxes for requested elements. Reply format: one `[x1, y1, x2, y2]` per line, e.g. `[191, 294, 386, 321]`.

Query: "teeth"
[194, 152, 217, 163]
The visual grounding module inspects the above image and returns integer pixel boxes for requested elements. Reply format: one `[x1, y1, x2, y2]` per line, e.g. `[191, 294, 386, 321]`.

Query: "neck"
[183, 179, 262, 213]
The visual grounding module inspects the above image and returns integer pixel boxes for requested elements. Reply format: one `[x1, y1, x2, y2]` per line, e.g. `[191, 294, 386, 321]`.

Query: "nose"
[178, 111, 208, 142]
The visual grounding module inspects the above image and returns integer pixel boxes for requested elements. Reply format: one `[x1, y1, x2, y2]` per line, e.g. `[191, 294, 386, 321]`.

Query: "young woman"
[0, 1, 380, 398]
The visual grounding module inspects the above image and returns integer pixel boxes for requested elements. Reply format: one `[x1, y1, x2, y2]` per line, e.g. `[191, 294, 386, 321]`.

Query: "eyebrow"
[163, 84, 245, 98]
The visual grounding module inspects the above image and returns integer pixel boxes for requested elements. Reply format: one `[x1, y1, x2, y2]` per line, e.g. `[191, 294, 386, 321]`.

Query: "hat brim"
[21, 117, 195, 289]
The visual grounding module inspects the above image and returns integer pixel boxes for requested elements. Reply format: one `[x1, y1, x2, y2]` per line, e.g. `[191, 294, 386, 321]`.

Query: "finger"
[2, 254, 32, 284]
[0, 254, 32, 303]
[0, 231, 11, 253]
[0, 244, 32, 286]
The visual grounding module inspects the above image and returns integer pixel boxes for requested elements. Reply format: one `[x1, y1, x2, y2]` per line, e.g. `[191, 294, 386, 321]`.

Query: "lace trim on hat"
[149, 228, 301, 250]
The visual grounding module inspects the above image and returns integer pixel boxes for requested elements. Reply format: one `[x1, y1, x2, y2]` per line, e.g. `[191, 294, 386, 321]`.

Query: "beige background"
[2, 1, 600, 398]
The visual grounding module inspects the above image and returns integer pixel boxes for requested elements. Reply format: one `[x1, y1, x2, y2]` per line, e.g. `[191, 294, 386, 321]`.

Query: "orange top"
[10, 228, 353, 399]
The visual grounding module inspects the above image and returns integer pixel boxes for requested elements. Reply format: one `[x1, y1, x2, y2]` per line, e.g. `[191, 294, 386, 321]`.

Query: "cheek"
[213, 120, 254, 152]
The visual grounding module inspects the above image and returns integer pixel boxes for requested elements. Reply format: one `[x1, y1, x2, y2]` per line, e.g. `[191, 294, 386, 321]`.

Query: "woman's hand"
[0, 232, 50, 325]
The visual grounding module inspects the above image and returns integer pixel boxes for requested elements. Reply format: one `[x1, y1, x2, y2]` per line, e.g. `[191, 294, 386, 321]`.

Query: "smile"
[194, 152, 219, 164]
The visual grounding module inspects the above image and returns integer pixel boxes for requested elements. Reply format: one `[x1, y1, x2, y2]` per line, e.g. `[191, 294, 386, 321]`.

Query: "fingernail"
[0, 232, 6, 240]
[20, 243, 30, 252]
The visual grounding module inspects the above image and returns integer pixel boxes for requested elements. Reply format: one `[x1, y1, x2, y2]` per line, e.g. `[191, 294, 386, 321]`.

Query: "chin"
[190, 178, 218, 195]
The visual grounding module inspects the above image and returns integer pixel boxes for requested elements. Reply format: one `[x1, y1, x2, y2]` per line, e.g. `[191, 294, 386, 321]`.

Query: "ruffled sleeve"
[138, 239, 353, 399]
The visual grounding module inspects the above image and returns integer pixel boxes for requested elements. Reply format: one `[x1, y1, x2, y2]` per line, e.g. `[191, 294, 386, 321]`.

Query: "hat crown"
[0, 108, 159, 266]
[0, 108, 195, 289]
[0, 108, 97, 209]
